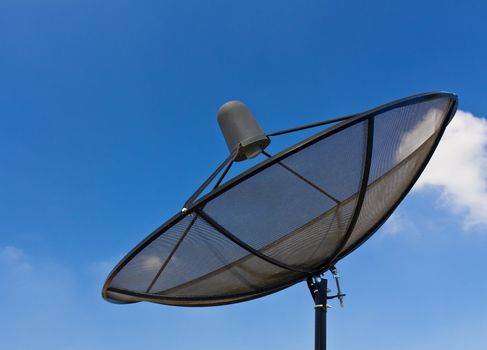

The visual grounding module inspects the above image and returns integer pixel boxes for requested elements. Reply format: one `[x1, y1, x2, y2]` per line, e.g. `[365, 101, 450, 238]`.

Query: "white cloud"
[381, 211, 413, 236]
[0, 245, 32, 272]
[0, 245, 74, 295]
[88, 257, 120, 278]
[0, 246, 85, 348]
[415, 110, 487, 229]
[396, 108, 444, 162]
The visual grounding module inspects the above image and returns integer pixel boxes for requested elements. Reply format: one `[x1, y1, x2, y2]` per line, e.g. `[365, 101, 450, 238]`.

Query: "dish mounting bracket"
[307, 267, 346, 350]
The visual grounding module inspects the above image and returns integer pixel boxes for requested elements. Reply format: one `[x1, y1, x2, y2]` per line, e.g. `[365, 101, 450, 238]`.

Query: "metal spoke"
[195, 208, 313, 274]
[145, 215, 198, 293]
[261, 151, 340, 204]
[325, 117, 374, 266]
[267, 115, 355, 137]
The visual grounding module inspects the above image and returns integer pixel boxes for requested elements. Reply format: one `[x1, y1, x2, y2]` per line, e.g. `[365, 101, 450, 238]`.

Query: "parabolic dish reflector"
[102, 92, 457, 306]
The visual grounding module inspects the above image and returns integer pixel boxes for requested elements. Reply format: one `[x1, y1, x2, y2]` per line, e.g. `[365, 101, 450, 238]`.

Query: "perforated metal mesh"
[103, 93, 457, 306]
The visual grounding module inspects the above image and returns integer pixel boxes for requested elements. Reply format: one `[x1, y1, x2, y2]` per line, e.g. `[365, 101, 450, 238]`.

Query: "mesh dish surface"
[102, 92, 458, 306]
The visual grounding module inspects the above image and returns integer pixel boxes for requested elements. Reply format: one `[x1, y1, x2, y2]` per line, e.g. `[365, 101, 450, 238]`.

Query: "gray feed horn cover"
[102, 92, 458, 307]
[217, 100, 270, 161]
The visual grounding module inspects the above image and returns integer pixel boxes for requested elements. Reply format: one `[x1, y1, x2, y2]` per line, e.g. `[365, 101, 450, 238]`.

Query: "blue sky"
[1, 0, 487, 349]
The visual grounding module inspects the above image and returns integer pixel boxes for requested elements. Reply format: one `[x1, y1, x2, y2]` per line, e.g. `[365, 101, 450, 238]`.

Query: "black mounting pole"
[307, 277, 329, 350]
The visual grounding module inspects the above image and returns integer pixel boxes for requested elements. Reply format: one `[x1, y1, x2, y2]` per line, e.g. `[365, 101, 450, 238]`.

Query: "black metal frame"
[323, 117, 374, 267]
[102, 92, 458, 307]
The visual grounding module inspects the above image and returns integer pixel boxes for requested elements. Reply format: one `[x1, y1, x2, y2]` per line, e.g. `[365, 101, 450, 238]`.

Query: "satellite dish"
[102, 92, 458, 349]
